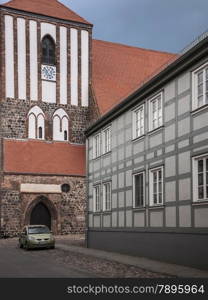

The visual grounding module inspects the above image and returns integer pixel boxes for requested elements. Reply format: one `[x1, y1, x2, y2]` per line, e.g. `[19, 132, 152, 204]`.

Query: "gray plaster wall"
[87, 56, 208, 235]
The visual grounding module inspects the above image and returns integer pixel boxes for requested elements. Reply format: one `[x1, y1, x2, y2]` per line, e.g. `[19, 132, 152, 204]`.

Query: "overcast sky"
[1, 0, 208, 53]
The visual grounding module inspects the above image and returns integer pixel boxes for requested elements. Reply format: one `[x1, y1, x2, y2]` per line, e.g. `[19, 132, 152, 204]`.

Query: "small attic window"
[42, 35, 56, 65]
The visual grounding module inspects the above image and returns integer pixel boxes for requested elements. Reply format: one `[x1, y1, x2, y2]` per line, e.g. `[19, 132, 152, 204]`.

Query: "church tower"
[0, 0, 93, 236]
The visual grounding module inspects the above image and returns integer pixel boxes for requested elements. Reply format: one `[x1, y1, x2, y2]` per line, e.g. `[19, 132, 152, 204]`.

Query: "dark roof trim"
[0, 6, 93, 28]
[86, 36, 208, 137]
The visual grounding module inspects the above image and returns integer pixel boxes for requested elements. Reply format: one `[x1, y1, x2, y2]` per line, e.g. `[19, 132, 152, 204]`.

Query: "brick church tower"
[0, 0, 92, 236]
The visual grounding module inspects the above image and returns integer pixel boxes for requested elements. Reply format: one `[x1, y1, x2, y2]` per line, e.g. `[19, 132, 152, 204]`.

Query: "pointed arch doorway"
[30, 202, 51, 229]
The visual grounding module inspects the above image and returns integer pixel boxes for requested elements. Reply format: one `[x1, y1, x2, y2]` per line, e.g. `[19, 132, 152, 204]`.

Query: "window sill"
[102, 151, 112, 157]
[148, 205, 164, 210]
[191, 104, 208, 116]
[103, 210, 112, 214]
[132, 134, 145, 143]
[148, 126, 164, 137]
[192, 200, 208, 206]
[133, 207, 146, 211]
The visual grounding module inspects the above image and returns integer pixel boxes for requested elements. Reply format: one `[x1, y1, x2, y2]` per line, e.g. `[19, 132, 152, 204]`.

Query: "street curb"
[56, 243, 208, 278]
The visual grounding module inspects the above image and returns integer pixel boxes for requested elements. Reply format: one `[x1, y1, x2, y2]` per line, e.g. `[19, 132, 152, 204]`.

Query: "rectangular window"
[93, 133, 101, 158]
[149, 167, 163, 206]
[133, 172, 145, 207]
[103, 182, 112, 211]
[192, 63, 208, 110]
[149, 93, 163, 131]
[193, 155, 208, 202]
[102, 127, 111, 154]
[93, 185, 101, 212]
[133, 105, 144, 139]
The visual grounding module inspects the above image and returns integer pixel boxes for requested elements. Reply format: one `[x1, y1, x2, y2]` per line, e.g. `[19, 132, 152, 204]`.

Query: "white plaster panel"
[17, 18, 26, 99]
[29, 20, 38, 100]
[42, 81, 56, 103]
[179, 178, 191, 201]
[41, 22, 56, 42]
[165, 181, 176, 202]
[195, 207, 208, 227]
[165, 207, 176, 227]
[103, 215, 111, 228]
[150, 211, 163, 227]
[179, 205, 191, 227]
[70, 28, 78, 106]
[21, 184, 61, 193]
[178, 151, 191, 175]
[81, 30, 89, 107]
[28, 114, 36, 139]
[118, 211, 125, 227]
[178, 72, 190, 94]
[126, 190, 133, 207]
[165, 156, 176, 177]
[5, 15, 14, 98]
[126, 210, 132, 227]
[193, 111, 208, 131]
[60, 26, 67, 104]
[134, 212, 145, 227]
[112, 212, 117, 227]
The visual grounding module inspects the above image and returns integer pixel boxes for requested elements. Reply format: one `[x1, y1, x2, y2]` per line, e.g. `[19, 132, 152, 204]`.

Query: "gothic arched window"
[42, 35, 56, 65]
[28, 106, 45, 140]
[53, 108, 69, 142]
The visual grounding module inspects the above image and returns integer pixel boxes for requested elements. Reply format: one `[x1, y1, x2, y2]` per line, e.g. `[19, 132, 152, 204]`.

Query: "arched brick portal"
[23, 195, 59, 234]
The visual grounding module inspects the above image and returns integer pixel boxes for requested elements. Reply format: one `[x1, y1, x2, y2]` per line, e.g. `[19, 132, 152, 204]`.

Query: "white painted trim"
[103, 182, 112, 211]
[192, 153, 208, 202]
[20, 184, 61, 193]
[132, 104, 144, 140]
[102, 126, 111, 155]
[93, 185, 101, 212]
[17, 18, 26, 100]
[81, 30, 89, 107]
[60, 26, 67, 104]
[192, 61, 208, 111]
[133, 171, 145, 208]
[29, 20, 38, 101]
[148, 92, 163, 132]
[41, 22, 56, 42]
[149, 166, 164, 206]
[5, 15, 14, 98]
[70, 28, 78, 106]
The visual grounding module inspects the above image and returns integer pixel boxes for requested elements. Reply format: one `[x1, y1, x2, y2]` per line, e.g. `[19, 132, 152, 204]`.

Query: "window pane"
[198, 71, 203, 84]
[135, 174, 143, 206]
[198, 187, 204, 199]
[198, 83, 203, 95]
[198, 160, 204, 173]
[153, 194, 157, 204]
[159, 193, 162, 204]
[198, 95, 203, 107]
[198, 173, 204, 186]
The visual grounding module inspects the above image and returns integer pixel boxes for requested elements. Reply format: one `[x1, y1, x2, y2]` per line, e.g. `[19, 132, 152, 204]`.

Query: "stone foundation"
[0, 174, 86, 237]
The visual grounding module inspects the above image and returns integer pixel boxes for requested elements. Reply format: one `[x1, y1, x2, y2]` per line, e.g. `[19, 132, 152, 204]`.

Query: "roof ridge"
[93, 39, 176, 55]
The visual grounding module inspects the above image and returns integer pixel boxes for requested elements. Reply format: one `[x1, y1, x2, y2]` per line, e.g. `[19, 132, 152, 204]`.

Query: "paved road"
[0, 239, 96, 278]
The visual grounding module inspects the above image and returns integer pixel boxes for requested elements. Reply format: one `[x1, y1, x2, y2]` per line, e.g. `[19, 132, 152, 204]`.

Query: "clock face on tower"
[41, 65, 56, 81]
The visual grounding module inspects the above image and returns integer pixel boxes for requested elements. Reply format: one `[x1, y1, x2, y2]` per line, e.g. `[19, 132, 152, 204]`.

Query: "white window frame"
[102, 126, 111, 154]
[132, 104, 144, 139]
[149, 166, 163, 206]
[93, 133, 101, 159]
[133, 172, 145, 208]
[103, 182, 112, 211]
[149, 93, 163, 132]
[93, 185, 101, 212]
[192, 154, 208, 202]
[192, 62, 208, 111]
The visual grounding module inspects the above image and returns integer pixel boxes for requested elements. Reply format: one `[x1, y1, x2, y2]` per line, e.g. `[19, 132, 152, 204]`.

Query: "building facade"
[0, 0, 92, 236]
[86, 35, 208, 270]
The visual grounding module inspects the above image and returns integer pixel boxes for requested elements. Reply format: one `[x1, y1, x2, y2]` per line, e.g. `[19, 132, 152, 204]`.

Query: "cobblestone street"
[0, 235, 173, 278]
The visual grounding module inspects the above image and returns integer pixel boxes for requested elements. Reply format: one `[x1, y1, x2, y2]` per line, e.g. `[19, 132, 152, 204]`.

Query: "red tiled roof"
[92, 39, 177, 115]
[3, 140, 86, 176]
[2, 0, 91, 25]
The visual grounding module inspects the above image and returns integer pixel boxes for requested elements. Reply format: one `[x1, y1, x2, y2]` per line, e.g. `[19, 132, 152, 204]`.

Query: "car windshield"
[28, 227, 50, 234]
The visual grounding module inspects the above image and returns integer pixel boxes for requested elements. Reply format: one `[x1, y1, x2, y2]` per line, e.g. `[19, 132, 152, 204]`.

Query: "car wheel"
[50, 246, 55, 249]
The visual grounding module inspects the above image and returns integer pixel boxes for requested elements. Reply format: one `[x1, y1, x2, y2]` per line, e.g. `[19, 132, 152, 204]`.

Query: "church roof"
[2, 0, 91, 25]
[3, 140, 86, 176]
[92, 39, 177, 115]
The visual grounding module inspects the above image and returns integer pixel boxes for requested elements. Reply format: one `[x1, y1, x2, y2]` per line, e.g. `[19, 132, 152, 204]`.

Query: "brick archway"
[24, 195, 58, 234]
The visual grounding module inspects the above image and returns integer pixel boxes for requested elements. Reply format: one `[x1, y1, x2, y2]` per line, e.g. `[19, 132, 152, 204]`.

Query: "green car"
[19, 225, 55, 250]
